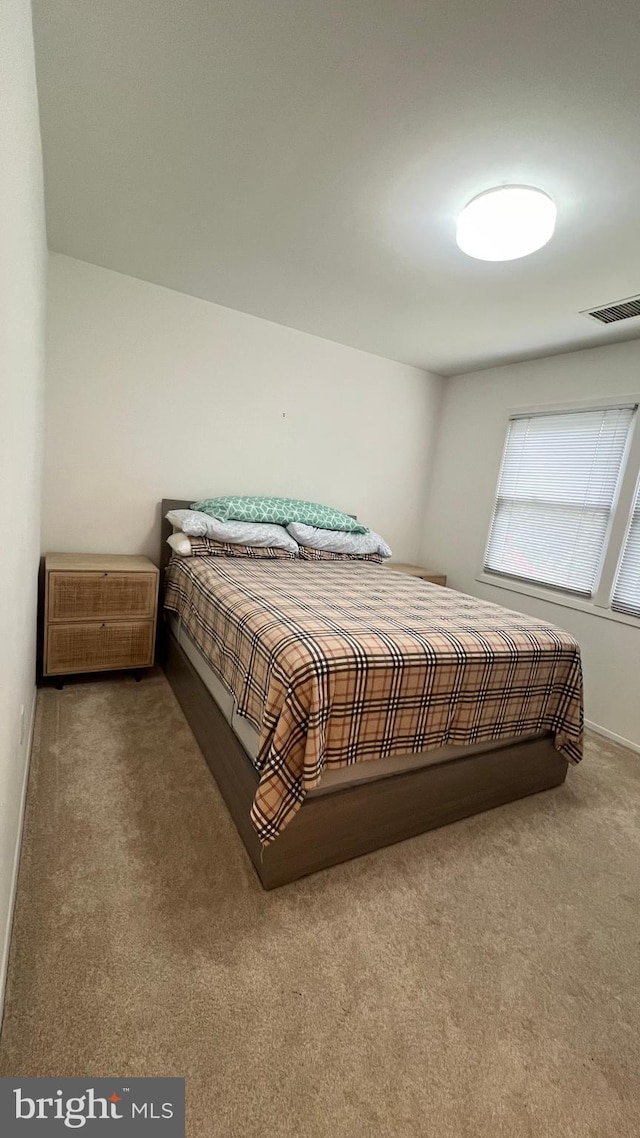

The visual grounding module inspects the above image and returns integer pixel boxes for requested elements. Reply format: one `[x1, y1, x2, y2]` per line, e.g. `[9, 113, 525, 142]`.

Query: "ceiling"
[32, 0, 640, 376]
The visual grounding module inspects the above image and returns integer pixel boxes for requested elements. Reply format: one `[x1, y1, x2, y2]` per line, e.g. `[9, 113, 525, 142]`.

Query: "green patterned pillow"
[191, 495, 367, 534]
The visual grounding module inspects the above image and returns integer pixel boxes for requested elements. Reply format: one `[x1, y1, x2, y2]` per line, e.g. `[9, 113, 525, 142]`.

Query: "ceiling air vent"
[581, 294, 640, 324]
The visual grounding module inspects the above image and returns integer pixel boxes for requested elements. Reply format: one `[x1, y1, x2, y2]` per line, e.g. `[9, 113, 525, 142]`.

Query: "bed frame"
[159, 500, 569, 889]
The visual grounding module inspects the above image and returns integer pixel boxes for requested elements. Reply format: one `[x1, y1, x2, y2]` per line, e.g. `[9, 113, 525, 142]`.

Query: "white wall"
[43, 254, 443, 562]
[0, 1, 46, 1008]
[421, 339, 640, 749]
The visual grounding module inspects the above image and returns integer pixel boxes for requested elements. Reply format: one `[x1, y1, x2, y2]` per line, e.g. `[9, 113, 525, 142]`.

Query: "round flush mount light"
[456, 185, 556, 261]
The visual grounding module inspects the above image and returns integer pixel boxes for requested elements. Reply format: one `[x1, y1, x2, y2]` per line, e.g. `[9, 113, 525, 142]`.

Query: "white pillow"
[166, 531, 192, 555]
[287, 522, 392, 558]
[166, 509, 299, 553]
[166, 509, 211, 536]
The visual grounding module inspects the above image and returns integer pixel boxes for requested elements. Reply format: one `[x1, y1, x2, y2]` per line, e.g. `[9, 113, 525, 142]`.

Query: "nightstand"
[43, 554, 159, 685]
[386, 562, 447, 586]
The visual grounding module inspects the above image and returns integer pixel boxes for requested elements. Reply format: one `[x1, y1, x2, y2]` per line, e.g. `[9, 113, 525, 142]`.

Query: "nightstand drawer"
[48, 571, 158, 622]
[419, 573, 447, 586]
[386, 563, 447, 586]
[45, 620, 155, 675]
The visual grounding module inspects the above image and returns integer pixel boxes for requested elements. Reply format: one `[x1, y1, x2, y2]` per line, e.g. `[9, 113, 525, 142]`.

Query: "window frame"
[476, 394, 640, 629]
[611, 466, 640, 617]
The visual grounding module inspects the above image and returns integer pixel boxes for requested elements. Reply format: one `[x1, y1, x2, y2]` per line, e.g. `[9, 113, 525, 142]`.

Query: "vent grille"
[581, 294, 640, 324]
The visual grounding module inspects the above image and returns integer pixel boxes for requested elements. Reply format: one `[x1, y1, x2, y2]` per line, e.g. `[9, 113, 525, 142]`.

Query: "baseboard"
[585, 718, 640, 755]
[0, 688, 37, 1027]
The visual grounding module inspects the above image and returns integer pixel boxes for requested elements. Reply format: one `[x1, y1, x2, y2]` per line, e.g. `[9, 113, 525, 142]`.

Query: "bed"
[159, 499, 583, 888]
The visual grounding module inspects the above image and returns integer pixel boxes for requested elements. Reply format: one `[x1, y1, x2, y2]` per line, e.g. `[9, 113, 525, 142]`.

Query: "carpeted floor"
[0, 673, 639, 1137]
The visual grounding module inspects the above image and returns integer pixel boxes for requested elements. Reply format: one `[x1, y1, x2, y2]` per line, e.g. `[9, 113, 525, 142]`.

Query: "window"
[612, 475, 640, 617]
[485, 406, 636, 598]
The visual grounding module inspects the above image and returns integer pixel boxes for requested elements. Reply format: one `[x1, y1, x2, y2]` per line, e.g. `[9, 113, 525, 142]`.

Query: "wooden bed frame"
[159, 499, 569, 889]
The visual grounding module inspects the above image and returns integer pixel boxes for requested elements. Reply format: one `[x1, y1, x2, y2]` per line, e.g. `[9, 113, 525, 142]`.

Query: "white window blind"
[612, 476, 640, 616]
[485, 406, 635, 596]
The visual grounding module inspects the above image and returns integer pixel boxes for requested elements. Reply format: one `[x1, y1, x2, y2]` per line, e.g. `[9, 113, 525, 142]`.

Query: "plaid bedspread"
[164, 557, 583, 844]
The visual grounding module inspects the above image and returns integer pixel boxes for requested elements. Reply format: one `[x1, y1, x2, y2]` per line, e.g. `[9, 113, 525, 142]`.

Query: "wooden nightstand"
[43, 554, 159, 685]
[386, 562, 447, 586]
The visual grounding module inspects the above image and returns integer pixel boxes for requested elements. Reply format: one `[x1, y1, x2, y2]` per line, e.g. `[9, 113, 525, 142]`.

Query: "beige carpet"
[1, 673, 639, 1137]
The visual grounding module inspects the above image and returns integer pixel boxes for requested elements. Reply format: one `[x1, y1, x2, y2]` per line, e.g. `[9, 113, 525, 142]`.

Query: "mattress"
[167, 612, 548, 796]
[163, 556, 582, 844]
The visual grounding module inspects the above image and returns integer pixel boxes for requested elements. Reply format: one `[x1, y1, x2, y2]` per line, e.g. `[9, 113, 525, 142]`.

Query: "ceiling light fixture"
[456, 185, 556, 261]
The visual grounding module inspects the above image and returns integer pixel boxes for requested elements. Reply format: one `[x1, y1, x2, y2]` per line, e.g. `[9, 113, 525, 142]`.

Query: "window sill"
[475, 571, 640, 631]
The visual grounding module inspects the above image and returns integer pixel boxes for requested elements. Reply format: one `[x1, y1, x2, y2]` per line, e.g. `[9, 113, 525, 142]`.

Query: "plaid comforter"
[164, 557, 583, 844]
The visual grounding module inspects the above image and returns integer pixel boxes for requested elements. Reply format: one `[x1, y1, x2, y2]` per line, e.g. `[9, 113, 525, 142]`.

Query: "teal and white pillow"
[191, 495, 367, 534]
